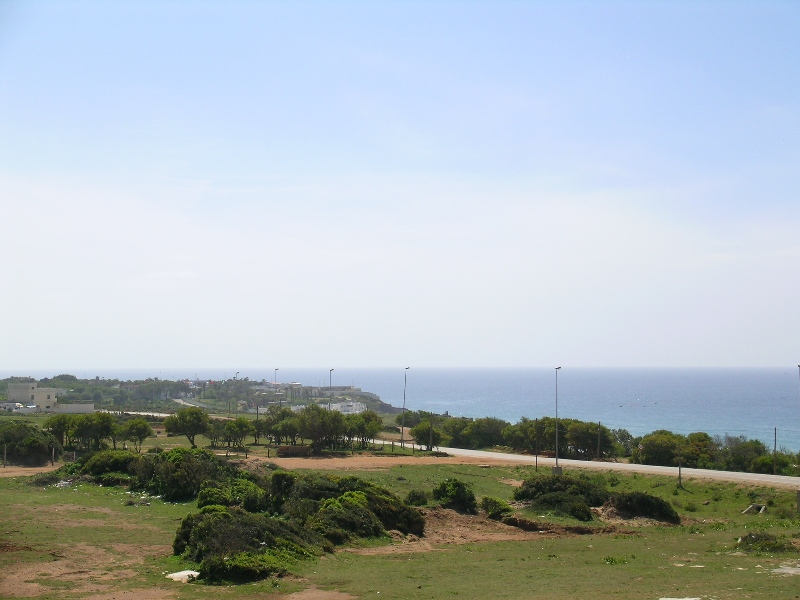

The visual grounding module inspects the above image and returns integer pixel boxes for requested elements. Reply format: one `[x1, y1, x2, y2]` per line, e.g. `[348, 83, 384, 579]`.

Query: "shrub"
[131, 447, 235, 501]
[310, 491, 385, 543]
[200, 551, 288, 584]
[737, 530, 794, 553]
[605, 491, 680, 524]
[405, 489, 429, 506]
[480, 496, 512, 520]
[81, 450, 138, 478]
[532, 491, 593, 521]
[513, 474, 609, 507]
[337, 477, 425, 535]
[432, 478, 477, 514]
[174, 506, 323, 562]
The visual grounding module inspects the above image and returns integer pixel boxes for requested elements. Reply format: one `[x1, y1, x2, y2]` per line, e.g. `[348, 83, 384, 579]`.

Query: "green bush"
[336, 477, 425, 535]
[606, 491, 680, 524]
[513, 474, 609, 507]
[737, 530, 794, 553]
[131, 447, 236, 501]
[310, 491, 385, 543]
[532, 491, 593, 521]
[200, 551, 288, 584]
[480, 496, 512, 520]
[432, 478, 477, 514]
[81, 450, 138, 478]
[174, 506, 323, 562]
[405, 489, 429, 506]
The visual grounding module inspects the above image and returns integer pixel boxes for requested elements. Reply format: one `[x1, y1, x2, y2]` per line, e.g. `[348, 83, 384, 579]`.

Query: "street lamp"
[401, 367, 410, 448]
[234, 372, 240, 416]
[329, 369, 334, 411]
[275, 368, 280, 407]
[554, 366, 562, 474]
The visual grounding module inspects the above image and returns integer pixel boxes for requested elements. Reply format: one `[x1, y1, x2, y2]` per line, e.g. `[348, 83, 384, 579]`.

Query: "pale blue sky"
[1, 1, 798, 369]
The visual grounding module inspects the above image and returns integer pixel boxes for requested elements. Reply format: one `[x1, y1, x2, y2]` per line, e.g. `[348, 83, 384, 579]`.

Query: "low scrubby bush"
[310, 491, 385, 543]
[737, 530, 794, 553]
[532, 491, 593, 521]
[513, 474, 609, 507]
[174, 505, 324, 562]
[197, 478, 270, 512]
[405, 489, 429, 506]
[605, 491, 680, 524]
[432, 478, 477, 514]
[480, 496, 512, 520]
[81, 450, 138, 478]
[200, 551, 288, 584]
[131, 447, 235, 501]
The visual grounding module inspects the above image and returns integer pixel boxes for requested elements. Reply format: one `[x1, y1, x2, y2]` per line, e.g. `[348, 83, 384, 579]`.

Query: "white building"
[5, 382, 93, 414]
[330, 401, 367, 415]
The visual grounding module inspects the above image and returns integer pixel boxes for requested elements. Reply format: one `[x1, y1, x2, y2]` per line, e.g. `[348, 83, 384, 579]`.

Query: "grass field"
[3, 449, 800, 599]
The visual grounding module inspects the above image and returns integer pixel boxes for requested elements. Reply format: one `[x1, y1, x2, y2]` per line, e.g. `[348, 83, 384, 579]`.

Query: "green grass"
[2, 461, 800, 599]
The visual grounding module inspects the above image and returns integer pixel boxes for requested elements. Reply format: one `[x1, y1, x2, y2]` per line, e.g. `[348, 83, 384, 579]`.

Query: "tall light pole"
[401, 367, 410, 448]
[329, 369, 334, 411]
[275, 368, 280, 407]
[554, 366, 562, 474]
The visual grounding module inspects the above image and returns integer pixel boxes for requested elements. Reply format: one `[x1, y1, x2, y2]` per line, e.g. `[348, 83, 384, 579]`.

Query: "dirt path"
[0, 464, 60, 478]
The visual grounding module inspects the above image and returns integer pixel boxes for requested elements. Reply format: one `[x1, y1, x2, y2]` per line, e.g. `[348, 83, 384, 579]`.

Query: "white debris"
[165, 570, 199, 583]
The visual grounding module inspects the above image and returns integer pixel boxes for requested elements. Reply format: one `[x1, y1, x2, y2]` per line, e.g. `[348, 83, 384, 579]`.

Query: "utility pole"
[597, 421, 601, 460]
[553, 367, 562, 475]
[329, 369, 334, 411]
[401, 367, 409, 448]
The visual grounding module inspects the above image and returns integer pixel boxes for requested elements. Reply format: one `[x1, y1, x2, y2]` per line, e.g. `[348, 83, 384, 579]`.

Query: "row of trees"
[631, 430, 797, 475]
[44, 413, 155, 453]
[0, 420, 62, 465]
[396, 411, 799, 476]
[399, 412, 617, 459]
[164, 405, 384, 453]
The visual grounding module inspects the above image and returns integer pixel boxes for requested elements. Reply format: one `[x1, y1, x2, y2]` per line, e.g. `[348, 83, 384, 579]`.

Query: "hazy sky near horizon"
[1, 1, 798, 370]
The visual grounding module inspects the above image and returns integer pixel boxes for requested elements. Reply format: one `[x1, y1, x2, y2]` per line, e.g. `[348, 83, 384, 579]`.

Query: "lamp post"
[275, 368, 280, 407]
[553, 366, 562, 475]
[329, 369, 334, 411]
[401, 367, 409, 448]
[234, 371, 239, 416]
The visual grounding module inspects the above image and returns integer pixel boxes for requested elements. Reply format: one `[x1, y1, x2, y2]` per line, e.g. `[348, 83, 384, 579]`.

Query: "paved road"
[427, 445, 800, 490]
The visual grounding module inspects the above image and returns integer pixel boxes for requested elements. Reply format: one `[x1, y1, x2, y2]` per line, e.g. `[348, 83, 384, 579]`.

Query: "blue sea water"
[7, 367, 800, 451]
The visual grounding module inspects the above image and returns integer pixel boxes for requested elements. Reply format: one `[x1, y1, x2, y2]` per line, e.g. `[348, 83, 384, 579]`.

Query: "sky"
[0, 1, 798, 371]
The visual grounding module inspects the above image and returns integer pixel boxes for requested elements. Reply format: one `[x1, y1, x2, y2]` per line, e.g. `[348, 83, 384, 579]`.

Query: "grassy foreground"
[2, 458, 800, 599]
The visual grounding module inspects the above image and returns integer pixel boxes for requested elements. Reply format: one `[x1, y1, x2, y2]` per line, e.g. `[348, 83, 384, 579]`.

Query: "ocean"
[6, 367, 800, 452]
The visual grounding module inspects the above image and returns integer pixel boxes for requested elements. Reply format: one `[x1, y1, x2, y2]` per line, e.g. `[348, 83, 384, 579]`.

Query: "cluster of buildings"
[1, 382, 94, 414]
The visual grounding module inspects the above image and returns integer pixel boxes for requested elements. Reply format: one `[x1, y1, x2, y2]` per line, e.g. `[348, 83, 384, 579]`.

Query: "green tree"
[410, 419, 443, 451]
[122, 418, 154, 453]
[460, 417, 509, 449]
[225, 417, 255, 448]
[164, 407, 210, 448]
[633, 430, 686, 467]
[43, 413, 73, 447]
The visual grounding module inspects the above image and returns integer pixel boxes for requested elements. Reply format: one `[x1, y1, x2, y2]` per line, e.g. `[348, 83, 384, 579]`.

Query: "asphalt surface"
[430, 445, 800, 489]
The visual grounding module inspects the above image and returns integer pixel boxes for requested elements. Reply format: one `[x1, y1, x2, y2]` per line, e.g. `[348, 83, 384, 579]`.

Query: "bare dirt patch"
[349, 507, 561, 555]
[0, 540, 171, 599]
[0, 464, 60, 478]
[250, 453, 528, 472]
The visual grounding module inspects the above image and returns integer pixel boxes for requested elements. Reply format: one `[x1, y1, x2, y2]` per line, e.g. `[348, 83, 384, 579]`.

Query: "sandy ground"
[0, 464, 60, 478]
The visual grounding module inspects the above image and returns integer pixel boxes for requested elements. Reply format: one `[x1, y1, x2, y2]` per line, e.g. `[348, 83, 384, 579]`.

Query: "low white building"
[330, 401, 367, 415]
